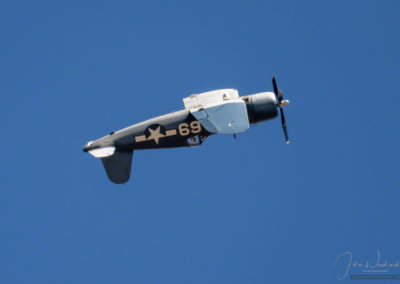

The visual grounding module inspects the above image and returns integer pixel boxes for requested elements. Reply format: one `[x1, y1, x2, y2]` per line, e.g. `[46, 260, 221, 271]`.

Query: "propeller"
[272, 76, 290, 144]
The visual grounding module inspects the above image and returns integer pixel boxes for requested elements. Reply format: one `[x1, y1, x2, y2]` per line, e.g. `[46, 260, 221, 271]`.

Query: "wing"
[183, 89, 250, 134]
[191, 101, 249, 134]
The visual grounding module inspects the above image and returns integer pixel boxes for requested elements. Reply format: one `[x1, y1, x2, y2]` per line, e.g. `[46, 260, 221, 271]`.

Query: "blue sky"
[1, 1, 399, 283]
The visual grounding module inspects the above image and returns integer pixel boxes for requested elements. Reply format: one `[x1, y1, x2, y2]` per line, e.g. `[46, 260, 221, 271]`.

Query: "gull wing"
[183, 89, 250, 134]
[190, 100, 249, 134]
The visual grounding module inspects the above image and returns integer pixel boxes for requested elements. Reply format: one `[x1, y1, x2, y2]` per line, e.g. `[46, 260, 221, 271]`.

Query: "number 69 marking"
[178, 121, 202, 136]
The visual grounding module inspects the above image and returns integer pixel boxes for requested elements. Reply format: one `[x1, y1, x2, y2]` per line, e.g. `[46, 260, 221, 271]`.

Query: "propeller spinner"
[272, 76, 290, 144]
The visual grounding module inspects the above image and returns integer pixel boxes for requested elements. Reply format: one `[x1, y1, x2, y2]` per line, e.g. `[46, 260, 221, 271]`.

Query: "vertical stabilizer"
[101, 150, 134, 184]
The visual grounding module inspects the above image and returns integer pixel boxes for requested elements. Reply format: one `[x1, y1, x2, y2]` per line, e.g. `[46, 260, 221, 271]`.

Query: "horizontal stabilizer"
[101, 150, 134, 184]
[89, 147, 115, 158]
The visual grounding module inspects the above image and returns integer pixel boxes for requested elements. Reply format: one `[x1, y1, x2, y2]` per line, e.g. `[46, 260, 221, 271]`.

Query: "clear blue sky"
[1, 1, 399, 283]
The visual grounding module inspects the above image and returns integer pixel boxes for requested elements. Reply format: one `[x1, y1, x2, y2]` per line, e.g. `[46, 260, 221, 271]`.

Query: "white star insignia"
[147, 126, 165, 144]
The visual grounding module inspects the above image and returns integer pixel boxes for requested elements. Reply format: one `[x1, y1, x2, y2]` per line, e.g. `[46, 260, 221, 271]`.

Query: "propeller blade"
[278, 90, 283, 101]
[272, 76, 279, 98]
[272, 76, 290, 144]
[279, 107, 289, 144]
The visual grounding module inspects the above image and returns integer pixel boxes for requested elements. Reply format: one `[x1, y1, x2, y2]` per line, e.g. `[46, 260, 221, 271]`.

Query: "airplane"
[83, 77, 290, 184]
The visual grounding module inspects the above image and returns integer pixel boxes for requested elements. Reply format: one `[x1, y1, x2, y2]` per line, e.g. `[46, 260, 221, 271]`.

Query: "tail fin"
[101, 150, 134, 184]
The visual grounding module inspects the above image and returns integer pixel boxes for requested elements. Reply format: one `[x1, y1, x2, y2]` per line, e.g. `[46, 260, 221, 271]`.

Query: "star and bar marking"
[134, 126, 177, 144]
[134, 122, 201, 145]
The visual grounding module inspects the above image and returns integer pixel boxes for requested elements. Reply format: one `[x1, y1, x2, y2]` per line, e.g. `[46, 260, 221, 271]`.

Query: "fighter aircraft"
[83, 77, 290, 184]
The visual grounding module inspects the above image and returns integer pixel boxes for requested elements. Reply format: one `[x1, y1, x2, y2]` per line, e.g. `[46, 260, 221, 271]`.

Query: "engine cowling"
[242, 92, 278, 124]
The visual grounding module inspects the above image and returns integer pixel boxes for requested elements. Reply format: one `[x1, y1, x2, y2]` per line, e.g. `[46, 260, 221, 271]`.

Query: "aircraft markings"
[134, 126, 177, 144]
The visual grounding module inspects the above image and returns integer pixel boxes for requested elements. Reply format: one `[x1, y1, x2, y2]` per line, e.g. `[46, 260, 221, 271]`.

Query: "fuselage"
[83, 91, 278, 153]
